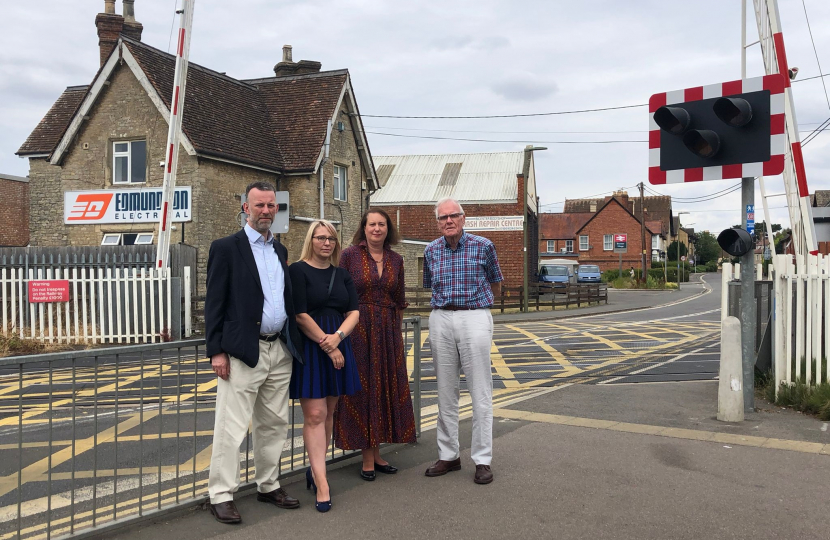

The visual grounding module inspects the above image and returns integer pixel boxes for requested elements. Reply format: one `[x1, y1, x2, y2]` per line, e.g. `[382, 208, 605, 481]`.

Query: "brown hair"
[352, 209, 400, 247]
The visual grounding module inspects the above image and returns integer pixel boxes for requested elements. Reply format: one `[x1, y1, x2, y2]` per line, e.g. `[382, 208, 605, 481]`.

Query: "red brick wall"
[373, 178, 529, 287]
[0, 178, 29, 246]
[575, 202, 652, 272]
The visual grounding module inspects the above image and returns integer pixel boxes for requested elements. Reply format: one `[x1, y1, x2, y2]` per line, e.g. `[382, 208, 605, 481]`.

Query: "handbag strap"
[326, 266, 337, 300]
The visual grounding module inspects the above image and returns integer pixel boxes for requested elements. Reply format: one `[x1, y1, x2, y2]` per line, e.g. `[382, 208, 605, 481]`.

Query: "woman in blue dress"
[288, 220, 360, 512]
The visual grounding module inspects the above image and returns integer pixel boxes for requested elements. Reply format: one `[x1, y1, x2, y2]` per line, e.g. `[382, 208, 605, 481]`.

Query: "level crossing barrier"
[0, 316, 422, 539]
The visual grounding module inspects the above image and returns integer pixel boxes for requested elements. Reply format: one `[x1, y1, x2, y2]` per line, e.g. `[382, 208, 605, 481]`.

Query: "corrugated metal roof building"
[370, 150, 539, 289]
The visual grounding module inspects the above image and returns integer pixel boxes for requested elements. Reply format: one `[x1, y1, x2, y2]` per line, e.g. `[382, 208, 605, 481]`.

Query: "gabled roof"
[646, 220, 663, 236]
[17, 37, 373, 180]
[812, 190, 830, 207]
[575, 196, 647, 235]
[564, 194, 673, 235]
[540, 212, 593, 239]
[370, 151, 530, 205]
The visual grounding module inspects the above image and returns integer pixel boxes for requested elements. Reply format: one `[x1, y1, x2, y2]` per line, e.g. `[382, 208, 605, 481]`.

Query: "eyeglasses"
[313, 235, 338, 244]
[437, 212, 464, 222]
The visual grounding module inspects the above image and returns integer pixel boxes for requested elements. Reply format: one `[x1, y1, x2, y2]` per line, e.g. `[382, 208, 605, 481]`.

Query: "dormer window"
[113, 140, 147, 184]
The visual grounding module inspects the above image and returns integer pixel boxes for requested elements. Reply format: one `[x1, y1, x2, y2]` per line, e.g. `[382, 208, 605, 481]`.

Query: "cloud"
[490, 78, 559, 102]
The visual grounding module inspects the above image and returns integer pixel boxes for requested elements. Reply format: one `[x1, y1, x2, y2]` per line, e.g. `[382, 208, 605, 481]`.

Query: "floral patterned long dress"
[333, 242, 416, 450]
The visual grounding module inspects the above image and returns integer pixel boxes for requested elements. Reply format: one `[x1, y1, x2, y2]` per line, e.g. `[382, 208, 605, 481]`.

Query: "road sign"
[746, 204, 755, 236]
[681, 255, 686, 261]
[613, 233, 627, 253]
[649, 74, 786, 184]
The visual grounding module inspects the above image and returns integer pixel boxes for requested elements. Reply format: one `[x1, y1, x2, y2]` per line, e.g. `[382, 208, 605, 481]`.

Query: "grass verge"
[755, 368, 830, 421]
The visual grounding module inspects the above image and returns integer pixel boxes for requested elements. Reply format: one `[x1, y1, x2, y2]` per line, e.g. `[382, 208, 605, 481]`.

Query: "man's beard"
[251, 217, 272, 233]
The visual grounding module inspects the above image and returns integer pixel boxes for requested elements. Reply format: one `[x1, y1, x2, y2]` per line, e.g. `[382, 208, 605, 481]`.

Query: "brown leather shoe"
[209, 501, 242, 524]
[474, 464, 493, 484]
[257, 487, 300, 509]
[424, 458, 461, 477]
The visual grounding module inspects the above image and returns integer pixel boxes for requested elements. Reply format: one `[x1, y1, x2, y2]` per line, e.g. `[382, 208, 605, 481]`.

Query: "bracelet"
[336, 330, 346, 340]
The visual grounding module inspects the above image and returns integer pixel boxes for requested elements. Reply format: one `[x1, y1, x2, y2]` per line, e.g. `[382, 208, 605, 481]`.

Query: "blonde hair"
[299, 220, 342, 266]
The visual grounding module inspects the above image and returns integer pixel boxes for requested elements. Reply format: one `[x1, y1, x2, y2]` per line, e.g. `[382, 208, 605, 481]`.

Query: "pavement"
[107, 380, 830, 540]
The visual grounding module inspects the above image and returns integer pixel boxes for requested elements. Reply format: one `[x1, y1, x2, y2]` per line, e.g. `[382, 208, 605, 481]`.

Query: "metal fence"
[0, 317, 422, 540]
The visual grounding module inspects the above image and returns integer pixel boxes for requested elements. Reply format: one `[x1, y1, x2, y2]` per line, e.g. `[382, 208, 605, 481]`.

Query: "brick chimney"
[122, 0, 144, 42]
[95, 0, 123, 66]
[273, 45, 322, 76]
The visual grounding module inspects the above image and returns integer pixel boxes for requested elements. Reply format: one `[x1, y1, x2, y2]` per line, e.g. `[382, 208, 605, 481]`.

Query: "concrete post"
[718, 316, 745, 422]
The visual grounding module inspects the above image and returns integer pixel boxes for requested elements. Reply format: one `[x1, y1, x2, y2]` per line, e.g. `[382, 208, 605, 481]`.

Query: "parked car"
[576, 264, 602, 283]
[538, 264, 573, 288]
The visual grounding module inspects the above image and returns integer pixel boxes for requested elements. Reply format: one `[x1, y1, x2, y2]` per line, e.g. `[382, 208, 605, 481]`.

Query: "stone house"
[369, 150, 539, 288]
[0, 173, 30, 247]
[15, 1, 378, 299]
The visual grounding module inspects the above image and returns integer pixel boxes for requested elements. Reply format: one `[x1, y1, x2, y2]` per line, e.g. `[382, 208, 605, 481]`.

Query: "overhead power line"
[361, 103, 646, 120]
[801, 0, 830, 112]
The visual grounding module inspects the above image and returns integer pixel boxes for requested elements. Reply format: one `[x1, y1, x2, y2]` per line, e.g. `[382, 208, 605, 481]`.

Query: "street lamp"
[522, 145, 547, 313]
[676, 211, 690, 289]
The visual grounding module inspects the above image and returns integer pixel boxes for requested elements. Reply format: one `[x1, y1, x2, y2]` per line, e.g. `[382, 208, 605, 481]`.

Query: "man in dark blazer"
[205, 181, 303, 524]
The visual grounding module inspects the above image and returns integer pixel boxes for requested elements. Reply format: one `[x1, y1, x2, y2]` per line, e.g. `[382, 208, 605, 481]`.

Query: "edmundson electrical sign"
[63, 188, 192, 224]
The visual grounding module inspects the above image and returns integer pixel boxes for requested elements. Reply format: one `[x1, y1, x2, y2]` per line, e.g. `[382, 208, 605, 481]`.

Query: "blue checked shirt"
[422, 231, 504, 309]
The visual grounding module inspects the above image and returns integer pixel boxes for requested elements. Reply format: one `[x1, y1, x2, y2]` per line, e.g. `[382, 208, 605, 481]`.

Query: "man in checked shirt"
[422, 197, 503, 485]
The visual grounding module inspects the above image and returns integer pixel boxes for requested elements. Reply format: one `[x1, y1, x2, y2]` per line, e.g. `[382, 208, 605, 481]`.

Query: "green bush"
[704, 260, 718, 272]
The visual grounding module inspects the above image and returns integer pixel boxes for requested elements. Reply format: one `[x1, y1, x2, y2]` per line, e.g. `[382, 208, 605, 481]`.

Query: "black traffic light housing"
[717, 227, 754, 257]
[653, 90, 771, 171]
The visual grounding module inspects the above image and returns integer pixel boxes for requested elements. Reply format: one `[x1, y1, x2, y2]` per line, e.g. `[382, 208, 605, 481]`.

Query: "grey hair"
[434, 197, 465, 219]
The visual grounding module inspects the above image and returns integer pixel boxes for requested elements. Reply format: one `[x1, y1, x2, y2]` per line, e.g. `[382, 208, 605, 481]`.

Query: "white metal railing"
[0, 266, 191, 344]
[772, 253, 830, 393]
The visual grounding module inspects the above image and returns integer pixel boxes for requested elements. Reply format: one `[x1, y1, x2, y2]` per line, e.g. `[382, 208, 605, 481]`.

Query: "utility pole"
[639, 182, 646, 284]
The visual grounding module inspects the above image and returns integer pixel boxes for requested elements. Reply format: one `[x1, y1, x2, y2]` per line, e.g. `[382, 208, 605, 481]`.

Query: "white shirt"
[244, 224, 287, 334]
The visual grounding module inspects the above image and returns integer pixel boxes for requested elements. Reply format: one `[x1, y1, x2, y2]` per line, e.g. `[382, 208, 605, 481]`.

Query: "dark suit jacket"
[205, 229, 303, 368]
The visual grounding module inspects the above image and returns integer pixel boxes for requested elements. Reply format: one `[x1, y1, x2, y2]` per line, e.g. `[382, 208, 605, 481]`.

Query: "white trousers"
[208, 339, 293, 504]
[429, 308, 494, 466]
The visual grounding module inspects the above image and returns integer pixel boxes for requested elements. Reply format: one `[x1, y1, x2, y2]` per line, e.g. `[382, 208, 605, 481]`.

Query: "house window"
[579, 235, 589, 251]
[546, 240, 555, 253]
[603, 234, 613, 251]
[101, 233, 154, 246]
[566, 240, 574, 252]
[113, 140, 147, 184]
[652, 235, 659, 249]
[333, 165, 347, 201]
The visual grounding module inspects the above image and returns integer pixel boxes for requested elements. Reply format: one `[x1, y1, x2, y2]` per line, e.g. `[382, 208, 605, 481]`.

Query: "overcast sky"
[1, 0, 828, 235]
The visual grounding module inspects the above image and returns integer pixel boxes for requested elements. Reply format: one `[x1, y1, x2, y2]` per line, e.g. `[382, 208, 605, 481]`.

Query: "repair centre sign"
[64, 187, 192, 224]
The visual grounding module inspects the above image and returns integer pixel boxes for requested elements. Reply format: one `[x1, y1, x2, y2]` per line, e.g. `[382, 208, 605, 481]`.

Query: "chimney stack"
[95, 1, 124, 66]
[121, 0, 144, 42]
[273, 45, 322, 76]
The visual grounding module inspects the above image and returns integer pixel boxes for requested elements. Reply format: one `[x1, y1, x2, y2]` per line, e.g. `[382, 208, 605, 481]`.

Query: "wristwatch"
[336, 330, 346, 340]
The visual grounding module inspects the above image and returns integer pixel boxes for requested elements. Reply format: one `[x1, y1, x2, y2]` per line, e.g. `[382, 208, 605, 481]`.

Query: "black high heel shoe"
[374, 463, 398, 474]
[315, 499, 332, 513]
[306, 469, 317, 494]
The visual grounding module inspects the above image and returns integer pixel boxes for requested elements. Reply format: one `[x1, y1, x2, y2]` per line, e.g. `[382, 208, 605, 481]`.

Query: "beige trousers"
[208, 339, 293, 504]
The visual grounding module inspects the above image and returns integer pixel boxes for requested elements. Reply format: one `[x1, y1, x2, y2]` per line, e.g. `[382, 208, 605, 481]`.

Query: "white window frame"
[566, 240, 574, 253]
[101, 234, 121, 246]
[603, 234, 613, 251]
[101, 232, 154, 246]
[652, 235, 659, 249]
[579, 235, 589, 251]
[112, 140, 147, 185]
[333, 164, 347, 202]
[546, 240, 555, 253]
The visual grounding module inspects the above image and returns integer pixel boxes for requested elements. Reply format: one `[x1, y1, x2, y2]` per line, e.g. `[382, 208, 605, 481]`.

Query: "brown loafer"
[474, 464, 493, 484]
[209, 501, 242, 524]
[424, 458, 461, 477]
[257, 487, 300, 509]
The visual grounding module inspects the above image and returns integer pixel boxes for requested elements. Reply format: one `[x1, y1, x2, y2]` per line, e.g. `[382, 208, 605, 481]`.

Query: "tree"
[667, 240, 688, 261]
[694, 231, 720, 265]
[774, 228, 791, 254]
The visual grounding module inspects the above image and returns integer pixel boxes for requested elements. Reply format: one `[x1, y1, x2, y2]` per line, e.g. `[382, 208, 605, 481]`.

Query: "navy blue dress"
[288, 262, 361, 398]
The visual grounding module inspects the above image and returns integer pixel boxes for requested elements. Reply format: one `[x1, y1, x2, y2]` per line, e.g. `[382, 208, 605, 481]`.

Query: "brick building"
[540, 191, 666, 272]
[370, 151, 539, 288]
[15, 1, 377, 298]
[0, 173, 30, 247]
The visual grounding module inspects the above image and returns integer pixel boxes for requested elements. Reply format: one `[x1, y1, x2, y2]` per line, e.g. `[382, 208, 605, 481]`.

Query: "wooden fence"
[405, 283, 608, 314]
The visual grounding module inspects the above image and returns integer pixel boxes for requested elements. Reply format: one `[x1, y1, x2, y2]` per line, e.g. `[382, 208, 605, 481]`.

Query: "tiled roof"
[18, 37, 349, 174]
[813, 190, 830, 207]
[540, 212, 593, 239]
[17, 86, 88, 155]
[564, 194, 673, 235]
[646, 220, 663, 235]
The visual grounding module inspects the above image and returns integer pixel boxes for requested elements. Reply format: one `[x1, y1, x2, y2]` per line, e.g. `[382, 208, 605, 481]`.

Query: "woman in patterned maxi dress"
[334, 210, 417, 480]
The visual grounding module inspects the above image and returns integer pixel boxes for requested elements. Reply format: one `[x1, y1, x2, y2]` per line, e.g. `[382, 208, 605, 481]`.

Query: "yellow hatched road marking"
[503, 324, 581, 376]
[490, 340, 519, 388]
